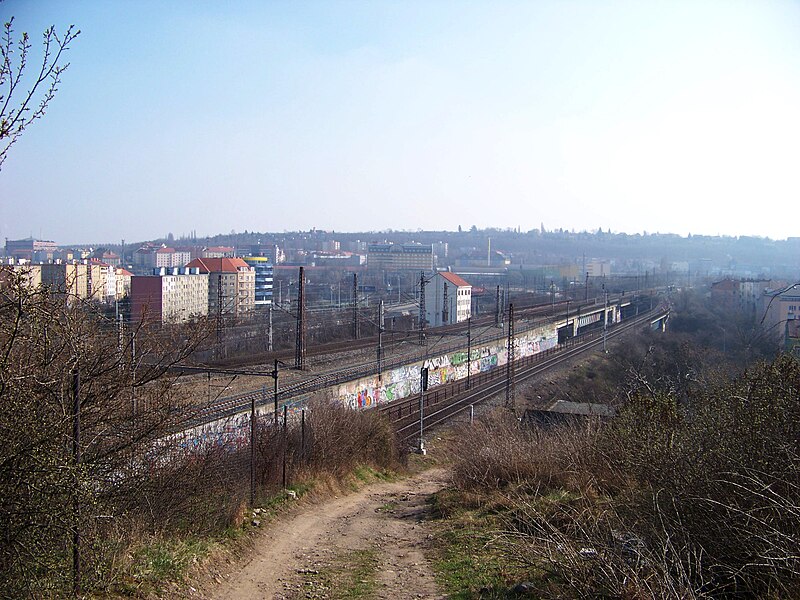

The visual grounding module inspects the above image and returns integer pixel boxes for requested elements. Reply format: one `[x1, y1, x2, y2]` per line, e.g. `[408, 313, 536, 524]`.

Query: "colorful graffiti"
[334, 323, 558, 411]
[178, 322, 562, 450]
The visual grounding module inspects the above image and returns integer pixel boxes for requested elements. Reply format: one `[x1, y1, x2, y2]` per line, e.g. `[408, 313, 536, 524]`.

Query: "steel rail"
[388, 309, 665, 442]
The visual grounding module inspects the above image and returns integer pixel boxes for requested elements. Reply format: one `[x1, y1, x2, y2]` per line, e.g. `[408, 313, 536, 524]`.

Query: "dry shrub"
[116, 443, 250, 534]
[449, 409, 599, 494]
[303, 397, 399, 476]
[498, 495, 701, 600]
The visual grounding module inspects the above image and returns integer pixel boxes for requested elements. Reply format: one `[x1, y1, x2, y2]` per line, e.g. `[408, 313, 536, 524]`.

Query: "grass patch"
[120, 536, 216, 595]
[376, 500, 397, 512]
[429, 489, 541, 599]
[353, 464, 396, 483]
[304, 547, 380, 599]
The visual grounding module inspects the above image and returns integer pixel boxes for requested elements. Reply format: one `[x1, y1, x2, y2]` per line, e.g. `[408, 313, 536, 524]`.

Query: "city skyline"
[1, 1, 799, 243]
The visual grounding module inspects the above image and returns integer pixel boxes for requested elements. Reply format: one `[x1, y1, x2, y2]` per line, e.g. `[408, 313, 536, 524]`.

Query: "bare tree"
[0, 15, 79, 169]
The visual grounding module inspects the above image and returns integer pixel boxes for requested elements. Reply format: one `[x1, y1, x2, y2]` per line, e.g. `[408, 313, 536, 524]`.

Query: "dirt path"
[209, 467, 449, 599]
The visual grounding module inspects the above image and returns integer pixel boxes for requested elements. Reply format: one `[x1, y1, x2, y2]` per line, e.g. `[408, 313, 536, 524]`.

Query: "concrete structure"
[133, 245, 158, 271]
[131, 267, 209, 324]
[250, 244, 284, 265]
[41, 263, 89, 301]
[242, 256, 273, 306]
[367, 243, 433, 271]
[134, 245, 191, 271]
[523, 401, 615, 428]
[186, 257, 256, 316]
[4, 238, 58, 262]
[425, 272, 472, 327]
[102, 251, 121, 267]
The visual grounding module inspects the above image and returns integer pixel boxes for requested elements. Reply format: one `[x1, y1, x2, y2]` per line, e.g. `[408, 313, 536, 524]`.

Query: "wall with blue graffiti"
[335, 323, 558, 410]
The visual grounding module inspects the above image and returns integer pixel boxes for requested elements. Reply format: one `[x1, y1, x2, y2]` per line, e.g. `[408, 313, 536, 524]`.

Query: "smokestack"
[487, 237, 491, 267]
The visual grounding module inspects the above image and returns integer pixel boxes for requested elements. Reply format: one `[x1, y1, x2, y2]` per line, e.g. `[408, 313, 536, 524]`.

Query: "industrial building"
[367, 243, 433, 271]
[425, 272, 472, 327]
[4, 238, 58, 262]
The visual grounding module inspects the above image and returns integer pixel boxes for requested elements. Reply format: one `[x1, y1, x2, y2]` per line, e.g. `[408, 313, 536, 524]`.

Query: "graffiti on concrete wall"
[335, 323, 558, 411]
[179, 323, 560, 449]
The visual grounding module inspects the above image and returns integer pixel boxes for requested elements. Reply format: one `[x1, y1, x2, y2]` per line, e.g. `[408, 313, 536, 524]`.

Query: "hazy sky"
[1, 1, 799, 244]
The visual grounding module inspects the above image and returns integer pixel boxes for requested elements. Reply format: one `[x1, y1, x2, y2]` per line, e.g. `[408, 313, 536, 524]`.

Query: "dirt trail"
[208, 467, 449, 599]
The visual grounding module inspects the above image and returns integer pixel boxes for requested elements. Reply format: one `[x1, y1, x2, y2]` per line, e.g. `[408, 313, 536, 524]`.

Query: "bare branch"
[0, 17, 79, 169]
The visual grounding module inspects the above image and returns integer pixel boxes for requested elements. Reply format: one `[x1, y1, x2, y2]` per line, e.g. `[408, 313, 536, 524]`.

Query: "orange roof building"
[186, 257, 255, 316]
[425, 271, 473, 327]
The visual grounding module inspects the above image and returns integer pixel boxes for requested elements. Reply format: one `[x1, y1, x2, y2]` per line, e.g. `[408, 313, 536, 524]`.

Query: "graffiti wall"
[176, 322, 559, 450]
[335, 323, 558, 410]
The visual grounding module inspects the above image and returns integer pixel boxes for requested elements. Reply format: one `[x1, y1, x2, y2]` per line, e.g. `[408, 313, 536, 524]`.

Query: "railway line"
[197, 294, 628, 370]
[382, 308, 664, 444]
[174, 293, 661, 431]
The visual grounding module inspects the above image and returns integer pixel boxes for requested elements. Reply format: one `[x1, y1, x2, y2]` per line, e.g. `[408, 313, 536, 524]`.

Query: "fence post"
[250, 387, 262, 507]
[470, 404, 474, 425]
[301, 409, 306, 465]
[282, 405, 288, 489]
[71, 368, 81, 598]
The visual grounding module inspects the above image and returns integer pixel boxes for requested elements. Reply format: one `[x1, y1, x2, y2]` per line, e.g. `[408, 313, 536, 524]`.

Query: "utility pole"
[295, 267, 306, 370]
[419, 271, 426, 346]
[131, 330, 137, 419]
[250, 387, 260, 507]
[505, 303, 515, 413]
[419, 367, 428, 453]
[442, 281, 448, 324]
[603, 287, 609, 353]
[216, 273, 223, 359]
[585, 271, 589, 301]
[272, 359, 279, 427]
[466, 317, 472, 390]
[268, 303, 273, 352]
[377, 300, 385, 381]
[495, 285, 501, 327]
[117, 313, 124, 370]
[352, 273, 359, 340]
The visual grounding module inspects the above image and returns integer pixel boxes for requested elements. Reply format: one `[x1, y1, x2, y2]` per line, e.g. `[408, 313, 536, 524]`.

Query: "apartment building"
[134, 245, 191, 272]
[130, 267, 209, 324]
[40, 263, 106, 302]
[186, 257, 255, 316]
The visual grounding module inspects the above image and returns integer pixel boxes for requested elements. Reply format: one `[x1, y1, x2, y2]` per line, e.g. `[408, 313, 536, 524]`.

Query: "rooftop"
[186, 257, 251, 273]
[439, 272, 471, 287]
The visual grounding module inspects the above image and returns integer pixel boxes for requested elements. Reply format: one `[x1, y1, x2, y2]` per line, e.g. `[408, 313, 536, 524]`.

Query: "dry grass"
[442, 357, 800, 600]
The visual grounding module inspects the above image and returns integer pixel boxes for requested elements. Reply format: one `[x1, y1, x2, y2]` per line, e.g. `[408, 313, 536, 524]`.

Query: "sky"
[1, 0, 799, 245]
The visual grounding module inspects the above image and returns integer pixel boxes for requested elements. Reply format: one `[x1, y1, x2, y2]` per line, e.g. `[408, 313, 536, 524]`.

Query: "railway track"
[196, 294, 637, 370]
[177, 296, 661, 431]
[383, 309, 664, 443]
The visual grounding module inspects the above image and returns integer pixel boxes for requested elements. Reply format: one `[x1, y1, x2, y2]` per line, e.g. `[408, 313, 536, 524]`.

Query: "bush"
[447, 356, 800, 598]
